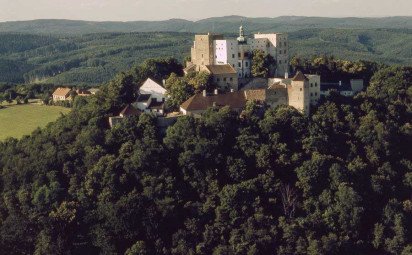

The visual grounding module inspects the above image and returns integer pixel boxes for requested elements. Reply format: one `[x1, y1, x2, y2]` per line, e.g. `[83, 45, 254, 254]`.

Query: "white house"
[138, 78, 167, 103]
[133, 78, 167, 116]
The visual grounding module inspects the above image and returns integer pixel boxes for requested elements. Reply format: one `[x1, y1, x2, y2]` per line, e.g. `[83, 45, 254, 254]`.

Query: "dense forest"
[0, 57, 411, 254]
[0, 27, 411, 86]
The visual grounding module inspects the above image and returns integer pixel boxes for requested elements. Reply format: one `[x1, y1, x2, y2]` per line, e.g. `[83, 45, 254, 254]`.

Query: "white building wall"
[134, 98, 151, 111]
[139, 78, 167, 102]
[307, 75, 321, 105]
[254, 33, 289, 76]
[214, 39, 240, 77]
[248, 38, 269, 54]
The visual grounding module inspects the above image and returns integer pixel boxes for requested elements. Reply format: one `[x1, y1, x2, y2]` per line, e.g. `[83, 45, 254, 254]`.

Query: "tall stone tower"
[287, 71, 310, 115]
[190, 33, 223, 71]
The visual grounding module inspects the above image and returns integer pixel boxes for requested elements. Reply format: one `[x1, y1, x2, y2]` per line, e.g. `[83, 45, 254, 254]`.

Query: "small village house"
[52, 87, 72, 101]
[133, 78, 167, 116]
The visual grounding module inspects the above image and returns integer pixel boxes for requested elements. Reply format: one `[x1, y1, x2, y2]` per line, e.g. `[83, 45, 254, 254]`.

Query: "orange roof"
[244, 89, 266, 101]
[120, 104, 141, 117]
[204, 64, 237, 75]
[181, 91, 246, 112]
[53, 87, 71, 97]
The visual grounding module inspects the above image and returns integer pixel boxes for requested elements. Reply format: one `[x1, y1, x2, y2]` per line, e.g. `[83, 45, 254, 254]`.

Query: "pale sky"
[0, 0, 411, 22]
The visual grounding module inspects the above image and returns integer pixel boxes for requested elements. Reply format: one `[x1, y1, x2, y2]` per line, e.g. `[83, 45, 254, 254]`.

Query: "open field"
[0, 104, 71, 140]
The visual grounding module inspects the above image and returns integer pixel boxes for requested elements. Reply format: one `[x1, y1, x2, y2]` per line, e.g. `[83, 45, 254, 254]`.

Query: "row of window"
[238, 62, 249, 68]
[310, 92, 318, 97]
[216, 77, 234, 82]
[310, 83, 318, 87]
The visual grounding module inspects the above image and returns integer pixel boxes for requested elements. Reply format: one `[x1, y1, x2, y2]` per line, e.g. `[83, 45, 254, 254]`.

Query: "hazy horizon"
[0, 0, 411, 22]
[1, 15, 412, 23]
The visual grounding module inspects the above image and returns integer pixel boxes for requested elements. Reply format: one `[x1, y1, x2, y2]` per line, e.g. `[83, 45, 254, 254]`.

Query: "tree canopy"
[0, 60, 411, 254]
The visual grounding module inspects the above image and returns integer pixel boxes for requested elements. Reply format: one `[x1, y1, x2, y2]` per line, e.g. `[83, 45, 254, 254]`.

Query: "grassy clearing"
[0, 104, 71, 140]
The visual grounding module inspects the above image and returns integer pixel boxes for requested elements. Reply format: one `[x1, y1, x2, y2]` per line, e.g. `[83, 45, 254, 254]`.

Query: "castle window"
[238, 63, 241, 67]
[311, 93, 313, 96]
[232, 54, 235, 58]
[217, 78, 220, 82]
[315, 83, 318, 87]
[230, 77, 233, 81]
[238, 53, 241, 57]
[310, 83, 313, 87]
[300, 88, 302, 91]
[279, 60, 282, 64]
[245, 62, 248, 67]
[284, 50, 286, 54]
[223, 77, 227, 82]
[315, 92, 318, 96]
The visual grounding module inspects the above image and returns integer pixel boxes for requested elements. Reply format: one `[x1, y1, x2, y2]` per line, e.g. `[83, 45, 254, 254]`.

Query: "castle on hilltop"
[185, 25, 289, 91]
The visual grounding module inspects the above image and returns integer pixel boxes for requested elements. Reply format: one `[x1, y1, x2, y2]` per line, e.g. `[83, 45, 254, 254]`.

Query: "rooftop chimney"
[213, 102, 217, 107]
[214, 89, 218, 95]
[339, 81, 342, 86]
[285, 72, 289, 79]
[162, 79, 166, 86]
[230, 89, 234, 93]
[202, 90, 207, 97]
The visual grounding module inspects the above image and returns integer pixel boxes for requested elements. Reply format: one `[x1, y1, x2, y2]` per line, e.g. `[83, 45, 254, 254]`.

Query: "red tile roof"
[120, 104, 141, 117]
[181, 91, 246, 112]
[204, 64, 237, 75]
[53, 87, 71, 97]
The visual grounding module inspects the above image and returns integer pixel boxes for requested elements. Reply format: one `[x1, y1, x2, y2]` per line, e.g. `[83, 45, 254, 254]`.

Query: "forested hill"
[0, 59, 411, 254]
[0, 29, 411, 86]
[0, 16, 411, 34]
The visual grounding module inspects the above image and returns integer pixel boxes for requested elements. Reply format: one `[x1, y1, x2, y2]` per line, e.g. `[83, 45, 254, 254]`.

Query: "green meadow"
[0, 104, 70, 140]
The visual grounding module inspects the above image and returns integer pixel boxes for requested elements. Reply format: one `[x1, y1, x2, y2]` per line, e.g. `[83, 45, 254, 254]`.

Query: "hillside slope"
[0, 16, 411, 34]
[0, 28, 411, 86]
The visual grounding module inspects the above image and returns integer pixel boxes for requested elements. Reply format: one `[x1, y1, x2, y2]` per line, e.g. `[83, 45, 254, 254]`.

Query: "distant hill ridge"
[1, 16, 411, 34]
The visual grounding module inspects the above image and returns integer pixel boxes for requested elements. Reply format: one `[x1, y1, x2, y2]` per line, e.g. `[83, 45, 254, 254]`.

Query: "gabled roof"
[204, 64, 237, 75]
[120, 104, 140, 117]
[53, 87, 71, 97]
[76, 89, 91, 96]
[244, 89, 266, 101]
[181, 91, 246, 112]
[268, 83, 287, 90]
[140, 78, 165, 89]
[292, 71, 308, 82]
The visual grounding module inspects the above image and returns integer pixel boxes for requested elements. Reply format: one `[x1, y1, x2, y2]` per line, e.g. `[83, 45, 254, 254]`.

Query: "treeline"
[290, 55, 384, 84]
[0, 58, 411, 254]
